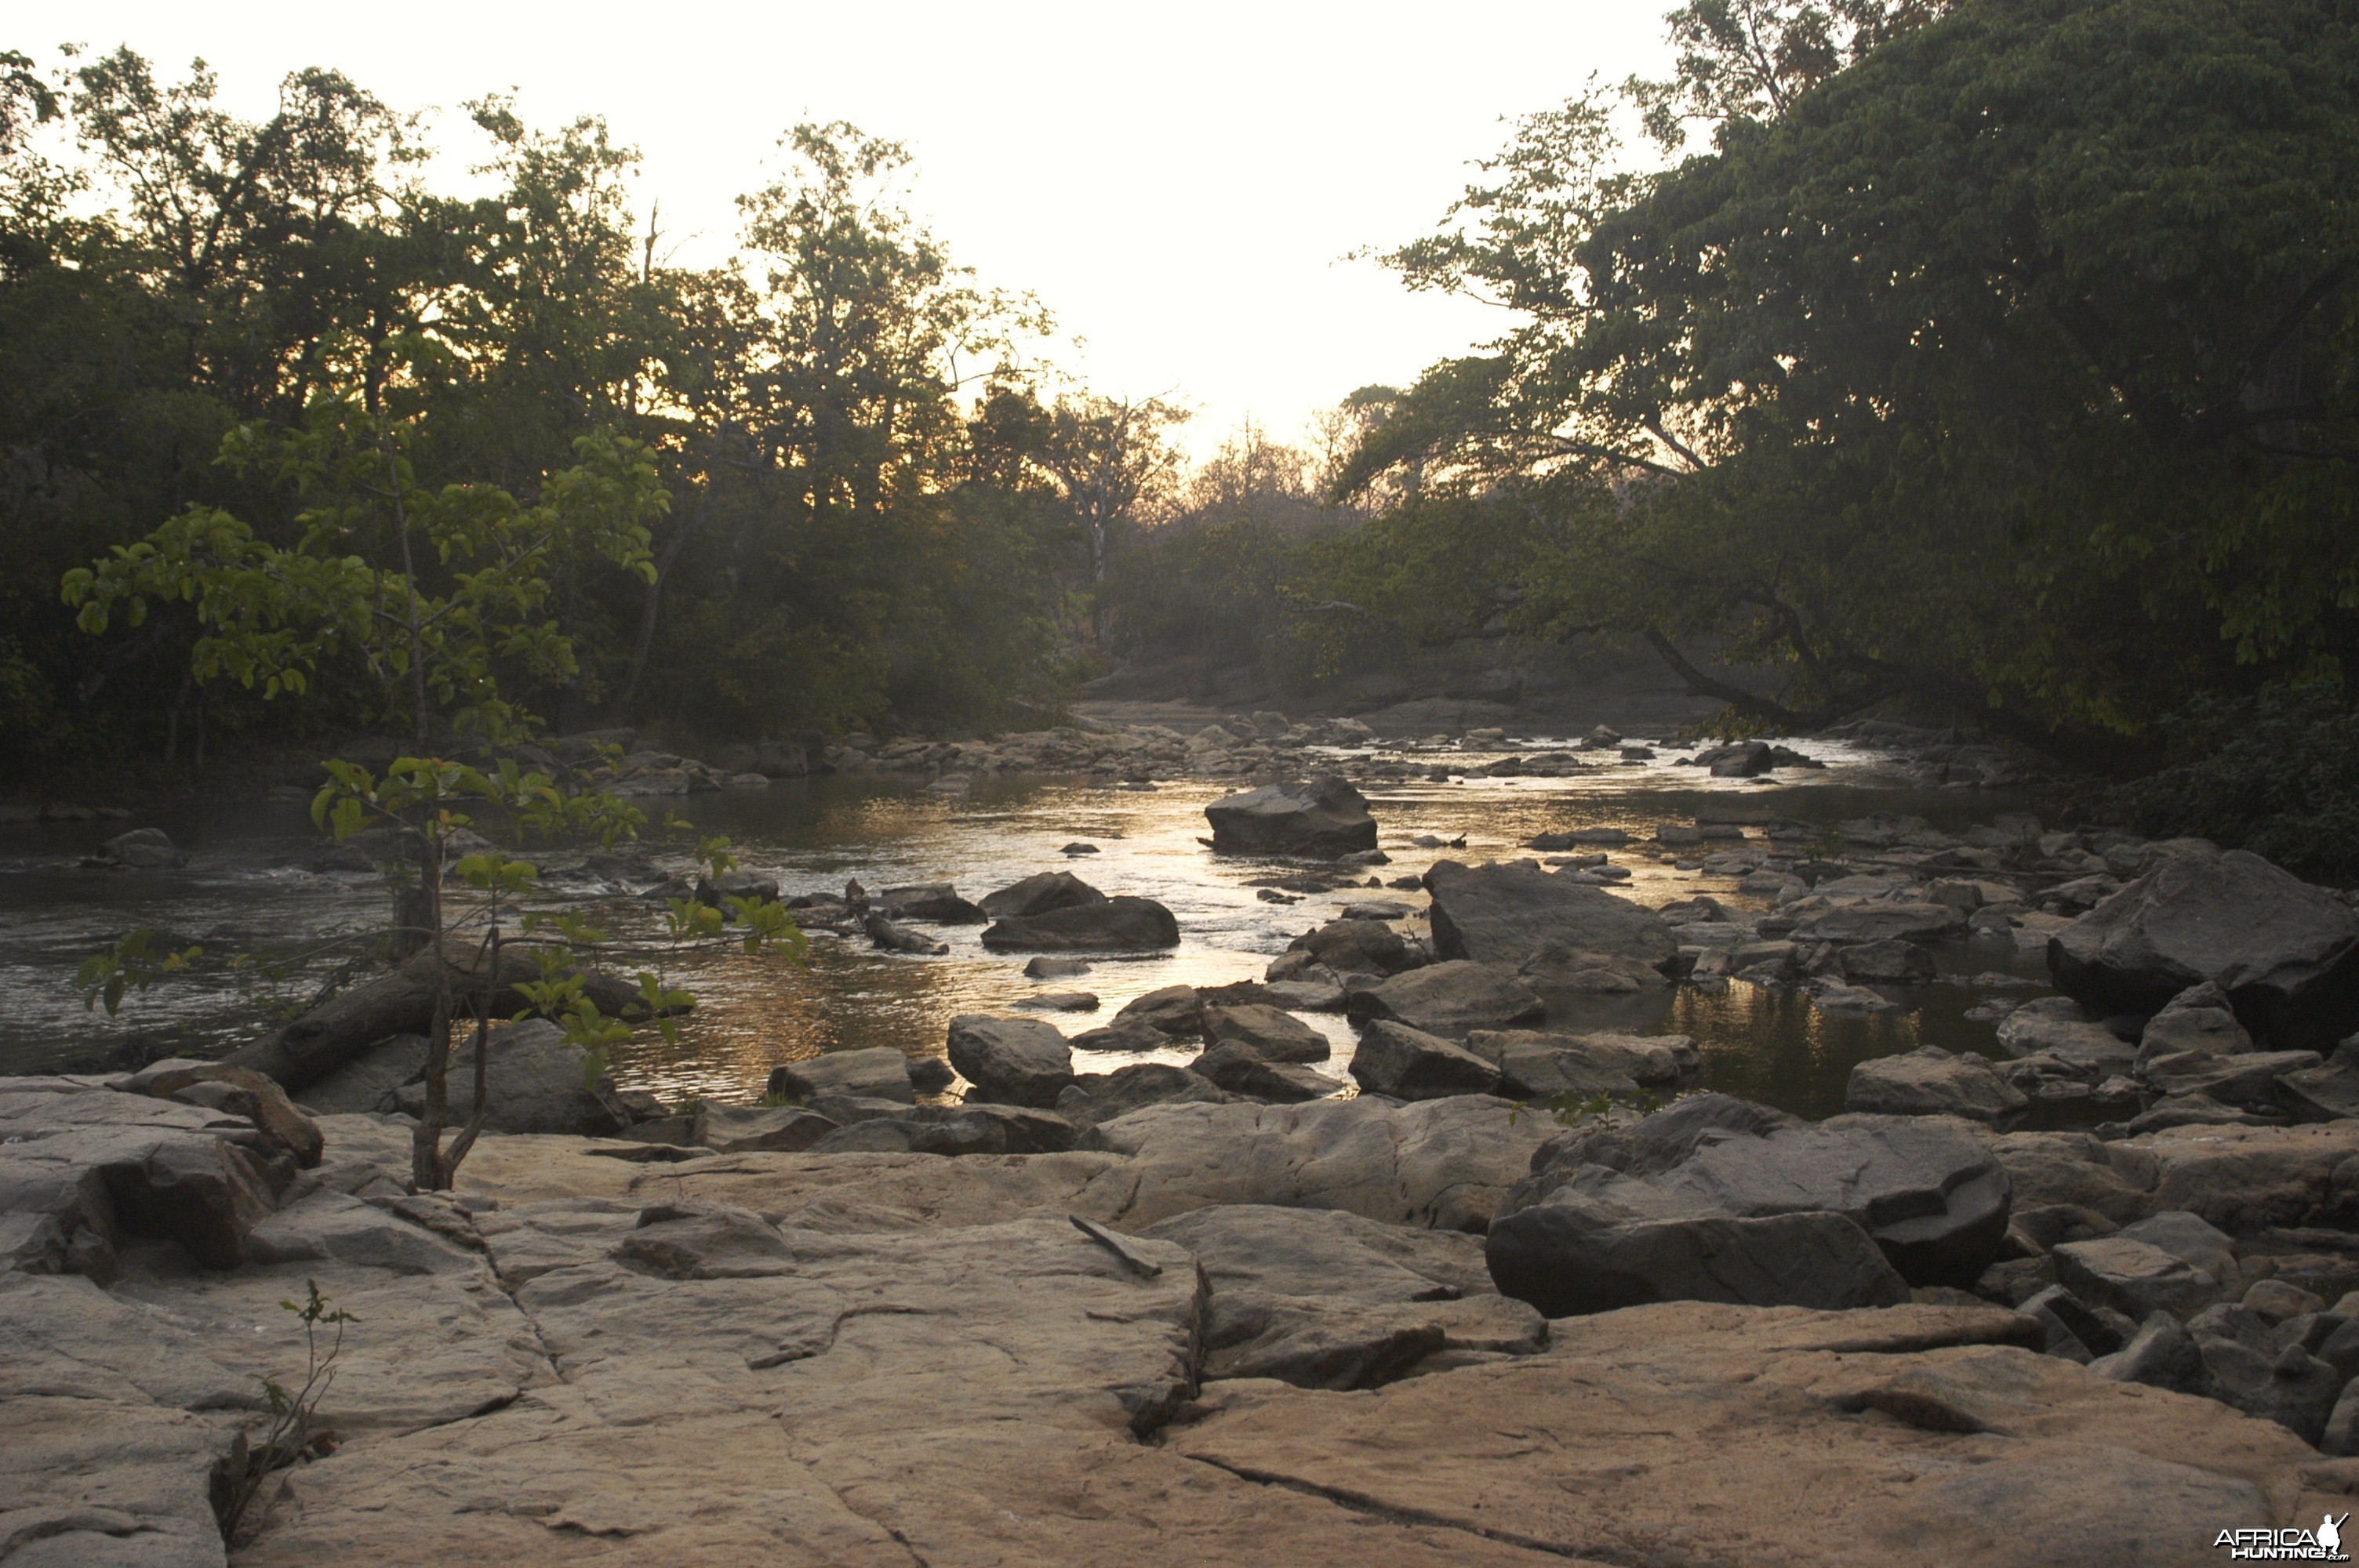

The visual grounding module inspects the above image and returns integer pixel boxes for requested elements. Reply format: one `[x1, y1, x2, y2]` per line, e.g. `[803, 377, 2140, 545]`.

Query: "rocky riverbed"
[11, 738, 2359, 1563]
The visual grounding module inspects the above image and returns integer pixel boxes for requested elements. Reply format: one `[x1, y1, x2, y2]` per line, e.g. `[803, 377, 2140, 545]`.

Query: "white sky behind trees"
[44, 0, 1670, 456]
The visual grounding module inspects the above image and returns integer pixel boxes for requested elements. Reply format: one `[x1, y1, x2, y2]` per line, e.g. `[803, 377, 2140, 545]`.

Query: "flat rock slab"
[1847, 1046, 2030, 1122]
[235, 1214, 1560, 1568]
[1140, 1203, 1543, 1389]
[1347, 960, 1546, 1039]
[1169, 1301, 2318, 1568]
[1086, 1095, 1554, 1232]
[1425, 859, 1677, 971]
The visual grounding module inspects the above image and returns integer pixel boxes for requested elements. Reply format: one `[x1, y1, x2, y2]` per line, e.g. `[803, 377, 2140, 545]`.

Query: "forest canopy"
[0, 49, 1197, 779]
[6, 0, 2357, 859]
[1311, 0, 2359, 771]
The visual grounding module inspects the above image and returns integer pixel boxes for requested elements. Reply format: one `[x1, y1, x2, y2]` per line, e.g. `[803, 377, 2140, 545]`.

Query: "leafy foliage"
[2105, 684, 2359, 884]
[1321, 0, 2359, 770]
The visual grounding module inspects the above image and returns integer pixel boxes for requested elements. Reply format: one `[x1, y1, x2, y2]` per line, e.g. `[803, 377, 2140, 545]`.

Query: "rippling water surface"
[0, 736, 2052, 1118]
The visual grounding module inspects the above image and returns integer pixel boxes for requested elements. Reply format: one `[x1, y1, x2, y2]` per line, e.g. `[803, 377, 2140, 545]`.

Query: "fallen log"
[225, 939, 672, 1091]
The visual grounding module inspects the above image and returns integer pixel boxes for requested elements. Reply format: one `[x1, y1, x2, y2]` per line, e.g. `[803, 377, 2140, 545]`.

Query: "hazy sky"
[42, 1, 1671, 456]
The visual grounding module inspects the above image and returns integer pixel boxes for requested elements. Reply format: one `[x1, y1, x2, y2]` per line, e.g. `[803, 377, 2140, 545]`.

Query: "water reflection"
[0, 735, 2053, 1117]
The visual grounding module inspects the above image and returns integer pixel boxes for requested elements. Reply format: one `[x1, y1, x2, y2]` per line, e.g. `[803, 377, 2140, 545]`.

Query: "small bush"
[2105, 684, 2359, 886]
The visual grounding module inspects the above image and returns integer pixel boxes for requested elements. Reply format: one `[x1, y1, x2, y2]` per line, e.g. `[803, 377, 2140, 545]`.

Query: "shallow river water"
[0, 737, 2053, 1119]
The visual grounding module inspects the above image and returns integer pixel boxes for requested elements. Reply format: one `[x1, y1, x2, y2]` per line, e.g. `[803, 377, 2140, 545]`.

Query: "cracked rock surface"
[5, 1079, 2354, 1565]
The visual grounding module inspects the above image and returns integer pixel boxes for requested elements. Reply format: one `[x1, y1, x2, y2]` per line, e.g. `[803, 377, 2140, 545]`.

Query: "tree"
[62, 405, 703, 1188]
[1029, 393, 1189, 637]
[1334, 0, 2359, 760]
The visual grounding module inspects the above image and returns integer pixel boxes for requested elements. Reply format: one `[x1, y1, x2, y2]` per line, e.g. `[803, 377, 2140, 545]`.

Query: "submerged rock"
[980, 895, 1180, 952]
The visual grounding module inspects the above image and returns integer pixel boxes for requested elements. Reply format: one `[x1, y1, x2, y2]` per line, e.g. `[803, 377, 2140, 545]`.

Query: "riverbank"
[11, 779, 2359, 1563]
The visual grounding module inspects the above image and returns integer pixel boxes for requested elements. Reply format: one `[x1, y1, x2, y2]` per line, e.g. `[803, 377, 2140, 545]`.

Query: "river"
[0, 734, 2053, 1120]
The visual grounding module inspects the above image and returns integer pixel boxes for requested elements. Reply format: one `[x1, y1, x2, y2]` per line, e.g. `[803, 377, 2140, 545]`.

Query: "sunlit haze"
[42, 0, 1670, 456]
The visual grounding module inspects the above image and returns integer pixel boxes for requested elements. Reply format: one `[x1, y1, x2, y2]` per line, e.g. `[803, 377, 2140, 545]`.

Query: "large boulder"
[1346, 961, 1545, 1039]
[764, 1047, 918, 1105]
[1845, 1047, 2030, 1123]
[1201, 1004, 1329, 1063]
[946, 1014, 1077, 1109]
[1056, 1064, 1244, 1125]
[690, 1104, 840, 1155]
[1465, 1030, 1699, 1102]
[1189, 1043, 1336, 1103]
[1488, 1094, 2012, 1315]
[980, 895, 1180, 952]
[393, 1018, 630, 1136]
[1289, 918, 1413, 976]
[979, 870, 1106, 921]
[874, 883, 985, 923]
[0, 1080, 283, 1276]
[1424, 860, 1678, 974]
[1349, 1022, 1503, 1101]
[1205, 775, 1378, 857]
[2049, 848, 2359, 1051]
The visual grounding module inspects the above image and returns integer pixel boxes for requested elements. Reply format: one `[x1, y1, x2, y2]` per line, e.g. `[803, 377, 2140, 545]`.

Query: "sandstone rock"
[1846, 1047, 2030, 1123]
[2140, 981, 2253, 1057]
[1205, 775, 1378, 858]
[1289, 917, 1412, 975]
[1346, 961, 1545, 1039]
[393, 1018, 627, 1136]
[1840, 938, 1938, 984]
[1425, 858, 1678, 972]
[1463, 1029, 1696, 1102]
[691, 1104, 839, 1155]
[1201, 1004, 1329, 1063]
[2050, 848, 2359, 1051]
[1189, 1043, 1334, 1103]
[1495, 1095, 2012, 1303]
[1348, 1021, 1502, 1101]
[1167, 1300, 2314, 1568]
[1114, 985, 1204, 1036]
[1023, 955, 1092, 979]
[946, 1015, 1076, 1108]
[1056, 1065, 1243, 1125]
[980, 870, 1106, 920]
[764, 1047, 917, 1105]
[1136, 1204, 1542, 1388]
[1085, 1095, 1552, 1232]
[874, 882, 985, 923]
[980, 895, 1180, 952]
[295, 1033, 430, 1116]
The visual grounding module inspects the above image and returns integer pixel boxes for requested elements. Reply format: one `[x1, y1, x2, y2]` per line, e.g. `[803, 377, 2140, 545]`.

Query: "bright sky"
[42, 1, 1671, 457]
